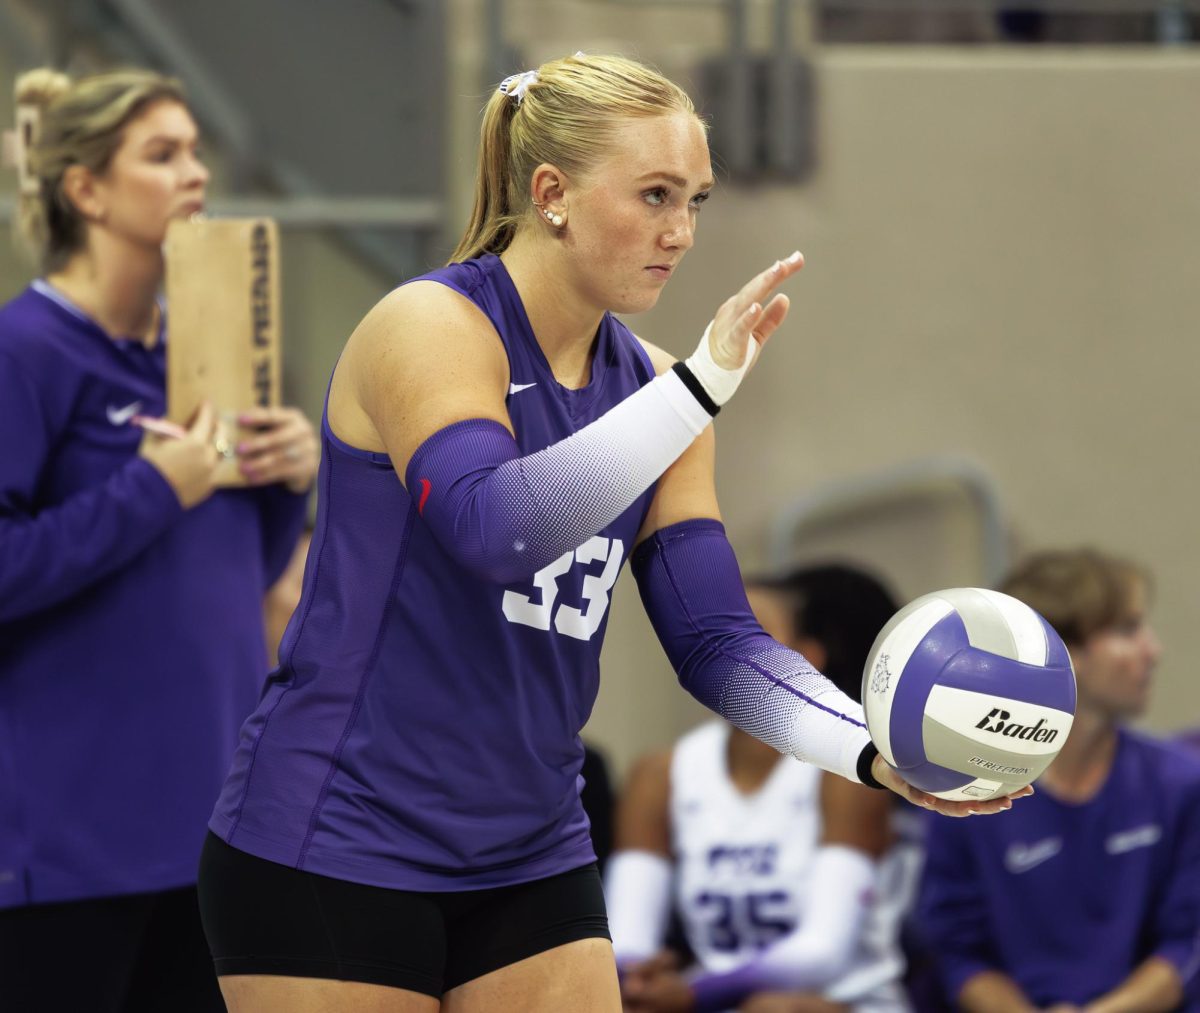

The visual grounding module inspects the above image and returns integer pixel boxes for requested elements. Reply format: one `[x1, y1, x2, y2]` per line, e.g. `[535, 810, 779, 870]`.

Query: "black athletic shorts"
[197, 832, 611, 998]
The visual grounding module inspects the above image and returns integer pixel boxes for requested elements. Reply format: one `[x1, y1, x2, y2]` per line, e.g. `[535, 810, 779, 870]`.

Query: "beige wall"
[5, 22, 1199, 781]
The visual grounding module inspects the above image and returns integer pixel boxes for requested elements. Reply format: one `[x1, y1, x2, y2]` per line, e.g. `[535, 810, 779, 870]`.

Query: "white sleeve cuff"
[604, 849, 674, 964]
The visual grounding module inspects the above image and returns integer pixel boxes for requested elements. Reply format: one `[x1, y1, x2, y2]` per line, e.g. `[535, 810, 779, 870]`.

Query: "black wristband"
[671, 361, 721, 418]
[856, 741, 887, 790]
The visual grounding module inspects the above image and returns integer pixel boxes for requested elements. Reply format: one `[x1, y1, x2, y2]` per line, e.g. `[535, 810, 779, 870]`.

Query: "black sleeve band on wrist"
[671, 361, 721, 418]
[856, 741, 887, 790]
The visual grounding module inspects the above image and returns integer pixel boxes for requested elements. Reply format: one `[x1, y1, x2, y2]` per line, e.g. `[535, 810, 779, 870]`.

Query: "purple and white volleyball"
[862, 588, 1076, 801]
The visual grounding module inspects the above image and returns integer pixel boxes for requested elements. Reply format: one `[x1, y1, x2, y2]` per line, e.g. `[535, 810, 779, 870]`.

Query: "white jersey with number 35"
[670, 721, 915, 1010]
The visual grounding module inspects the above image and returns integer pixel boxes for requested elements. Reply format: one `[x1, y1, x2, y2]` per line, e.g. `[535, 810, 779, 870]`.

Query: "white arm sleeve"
[752, 845, 876, 988]
[604, 849, 674, 964]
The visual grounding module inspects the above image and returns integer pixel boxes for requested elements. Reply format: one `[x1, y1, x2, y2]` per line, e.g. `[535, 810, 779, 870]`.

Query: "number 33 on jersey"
[502, 536, 624, 642]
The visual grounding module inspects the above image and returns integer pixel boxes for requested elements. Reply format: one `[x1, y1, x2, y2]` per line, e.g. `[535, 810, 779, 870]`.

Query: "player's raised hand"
[710, 250, 804, 367]
[683, 252, 804, 408]
[873, 755, 1035, 818]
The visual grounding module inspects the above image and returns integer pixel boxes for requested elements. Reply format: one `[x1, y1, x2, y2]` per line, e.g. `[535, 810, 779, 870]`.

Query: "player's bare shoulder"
[346, 281, 505, 387]
[330, 281, 509, 458]
[634, 336, 678, 378]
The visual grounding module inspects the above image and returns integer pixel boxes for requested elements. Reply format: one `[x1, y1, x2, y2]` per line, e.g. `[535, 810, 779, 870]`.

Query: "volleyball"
[862, 588, 1076, 802]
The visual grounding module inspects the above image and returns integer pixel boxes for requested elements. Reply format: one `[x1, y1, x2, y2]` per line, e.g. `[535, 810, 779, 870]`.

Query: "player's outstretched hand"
[683, 251, 804, 408]
[872, 754, 1035, 817]
[709, 250, 804, 368]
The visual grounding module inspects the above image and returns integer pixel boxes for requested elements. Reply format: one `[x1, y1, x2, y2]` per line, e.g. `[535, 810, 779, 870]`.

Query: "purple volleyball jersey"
[917, 729, 1200, 1005]
[211, 255, 659, 889]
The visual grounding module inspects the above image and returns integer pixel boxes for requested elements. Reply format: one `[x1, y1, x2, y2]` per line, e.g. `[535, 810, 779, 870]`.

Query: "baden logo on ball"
[862, 588, 1076, 802]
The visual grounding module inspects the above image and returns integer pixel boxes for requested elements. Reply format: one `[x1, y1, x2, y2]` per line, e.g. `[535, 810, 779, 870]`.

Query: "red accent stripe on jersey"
[417, 478, 431, 515]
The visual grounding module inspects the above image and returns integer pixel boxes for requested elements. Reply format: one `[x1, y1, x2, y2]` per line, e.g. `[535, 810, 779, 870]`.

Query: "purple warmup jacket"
[917, 729, 1200, 1007]
[211, 254, 658, 890]
[0, 282, 307, 908]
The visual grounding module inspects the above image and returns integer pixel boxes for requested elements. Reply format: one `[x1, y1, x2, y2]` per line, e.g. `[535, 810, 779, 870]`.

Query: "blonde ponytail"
[450, 88, 523, 264]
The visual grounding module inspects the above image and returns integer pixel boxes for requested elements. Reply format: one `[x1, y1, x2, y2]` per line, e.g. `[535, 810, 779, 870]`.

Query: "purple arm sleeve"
[404, 419, 537, 583]
[631, 518, 874, 783]
[404, 362, 713, 585]
[0, 352, 183, 622]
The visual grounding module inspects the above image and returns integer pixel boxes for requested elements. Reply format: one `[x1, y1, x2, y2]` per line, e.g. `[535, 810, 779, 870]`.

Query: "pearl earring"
[543, 208, 564, 228]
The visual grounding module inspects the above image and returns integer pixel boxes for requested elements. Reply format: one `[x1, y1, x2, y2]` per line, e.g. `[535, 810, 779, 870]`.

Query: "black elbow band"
[857, 741, 886, 790]
[671, 362, 720, 418]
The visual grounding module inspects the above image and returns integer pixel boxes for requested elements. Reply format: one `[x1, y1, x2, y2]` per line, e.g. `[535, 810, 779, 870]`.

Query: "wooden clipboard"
[164, 217, 282, 486]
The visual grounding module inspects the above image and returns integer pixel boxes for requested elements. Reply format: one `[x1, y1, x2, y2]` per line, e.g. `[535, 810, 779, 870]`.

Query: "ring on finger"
[213, 434, 234, 459]
[284, 446, 302, 462]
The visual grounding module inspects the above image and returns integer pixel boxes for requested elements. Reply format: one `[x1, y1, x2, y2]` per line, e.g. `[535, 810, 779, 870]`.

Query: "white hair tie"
[498, 70, 538, 105]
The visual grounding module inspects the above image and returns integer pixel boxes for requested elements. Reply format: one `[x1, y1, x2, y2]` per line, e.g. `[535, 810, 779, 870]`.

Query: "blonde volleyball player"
[198, 54, 1025, 1013]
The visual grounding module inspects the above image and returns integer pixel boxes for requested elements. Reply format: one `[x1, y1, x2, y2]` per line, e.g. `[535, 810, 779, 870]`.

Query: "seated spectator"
[607, 564, 918, 1013]
[917, 548, 1200, 1011]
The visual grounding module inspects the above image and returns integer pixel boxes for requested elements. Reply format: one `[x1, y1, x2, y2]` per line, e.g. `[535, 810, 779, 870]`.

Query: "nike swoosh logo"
[508, 382, 537, 395]
[417, 478, 431, 515]
[1004, 837, 1062, 874]
[106, 400, 143, 426]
